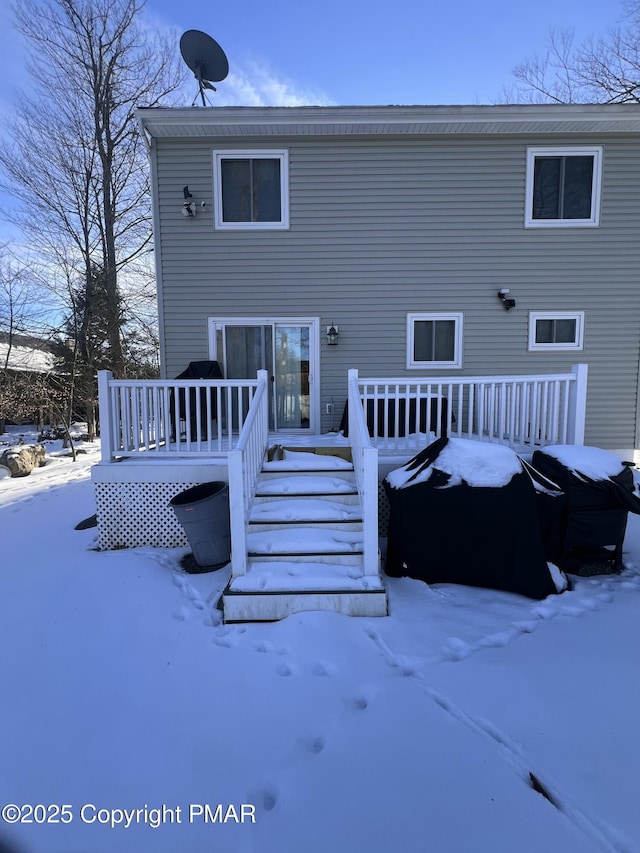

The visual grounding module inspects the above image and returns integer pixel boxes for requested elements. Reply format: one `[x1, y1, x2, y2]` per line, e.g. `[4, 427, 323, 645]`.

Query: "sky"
[136, 0, 626, 106]
[0, 0, 631, 113]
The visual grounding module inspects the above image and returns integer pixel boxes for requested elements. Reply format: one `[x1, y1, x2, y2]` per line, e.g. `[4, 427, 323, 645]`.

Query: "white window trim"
[407, 312, 464, 369]
[528, 311, 585, 351]
[212, 149, 290, 230]
[525, 146, 603, 228]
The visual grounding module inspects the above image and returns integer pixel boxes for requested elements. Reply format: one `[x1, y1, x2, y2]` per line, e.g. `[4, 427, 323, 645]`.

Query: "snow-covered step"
[262, 454, 353, 472]
[232, 560, 383, 591]
[253, 492, 360, 507]
[255, 474, 357, 497]
[247, 526, 364, 562]
[223, 560, 387, 621]
[249, 498, 362, 527]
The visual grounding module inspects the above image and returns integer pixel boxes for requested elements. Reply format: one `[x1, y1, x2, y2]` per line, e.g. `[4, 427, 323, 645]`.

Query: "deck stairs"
[223, 447, 388, 622]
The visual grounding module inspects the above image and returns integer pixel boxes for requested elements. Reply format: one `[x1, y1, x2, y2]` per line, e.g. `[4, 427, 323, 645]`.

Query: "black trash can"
[170, 482, 231, 571]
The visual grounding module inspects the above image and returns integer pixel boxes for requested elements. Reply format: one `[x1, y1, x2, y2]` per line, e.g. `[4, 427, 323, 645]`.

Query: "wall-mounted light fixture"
[326, 323, 339, 346]
[497, 288, 516, 311]
[182, 185, 197, 217]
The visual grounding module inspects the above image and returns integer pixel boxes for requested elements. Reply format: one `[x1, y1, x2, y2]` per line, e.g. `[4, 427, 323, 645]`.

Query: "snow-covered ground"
[1, 431, 639, 853]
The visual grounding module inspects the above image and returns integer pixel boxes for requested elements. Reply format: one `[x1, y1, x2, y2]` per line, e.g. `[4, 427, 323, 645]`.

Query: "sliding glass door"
[209, 318, 317, 432]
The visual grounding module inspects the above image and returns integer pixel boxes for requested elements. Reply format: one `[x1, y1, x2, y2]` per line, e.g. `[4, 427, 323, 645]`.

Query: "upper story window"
[528, 311, 585, 351]
[407, 312, 463, 369]
[525, 147, 603, 228]
[213, 150, 289, 230]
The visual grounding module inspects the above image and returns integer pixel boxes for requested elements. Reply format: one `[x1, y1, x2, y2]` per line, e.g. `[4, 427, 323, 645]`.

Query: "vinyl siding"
[153, 133, 640, 451]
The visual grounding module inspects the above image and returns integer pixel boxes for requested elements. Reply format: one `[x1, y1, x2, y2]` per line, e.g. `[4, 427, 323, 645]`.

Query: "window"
[525, 147, 603, 227]
[407, 313, 463, 369]
[528, 312, 585, 351]
[213, 150, 289, 230]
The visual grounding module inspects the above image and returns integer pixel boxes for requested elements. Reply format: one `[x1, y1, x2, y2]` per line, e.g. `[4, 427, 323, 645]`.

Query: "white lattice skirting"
[92, 460, 229, 550]
[94, 481, 200, 549]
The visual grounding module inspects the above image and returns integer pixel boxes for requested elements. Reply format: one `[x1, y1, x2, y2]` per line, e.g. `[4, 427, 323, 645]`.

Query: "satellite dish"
[180, 30, 229, 106]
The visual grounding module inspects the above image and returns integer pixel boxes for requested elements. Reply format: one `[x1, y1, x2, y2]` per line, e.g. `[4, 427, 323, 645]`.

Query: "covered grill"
[171, 360, 223, 439]
[384, 437, 565, 600]
[530, 445, 640, 575]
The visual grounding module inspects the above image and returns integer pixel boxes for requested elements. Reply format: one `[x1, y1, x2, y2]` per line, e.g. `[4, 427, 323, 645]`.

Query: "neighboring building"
[136, 103, 640, 458]
[0, 332, 55, 375]
[0, 332, 56, 429]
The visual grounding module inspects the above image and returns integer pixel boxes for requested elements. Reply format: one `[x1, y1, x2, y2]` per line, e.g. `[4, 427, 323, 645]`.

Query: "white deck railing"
[97, 371, 260, 461]
[227, 370, 270, 578]
[348, 369, 380, 577]
[98, 364, 588, 464]
[353, 364, 588, 454]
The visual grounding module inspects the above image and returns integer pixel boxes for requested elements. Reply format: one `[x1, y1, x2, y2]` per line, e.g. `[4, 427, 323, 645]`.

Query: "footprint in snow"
[512, 620, 539, 634]
[532, 603, 557, 619]
[344, 696, 368, 712]
[442, 638, 471, 661]
[247, 783, 279, 813]
[479, 629, 518, 649]
[559, 603, 585, 617]
[296, 735, 325, 756]
[204, 610, 223, 628]
[182, 583, 201, 603]
[172, 606, 189, 622]
[389, 655, 418, 676]
[276, 660, 298, 677]
[212, 625, 247, 648]
[311, 661, 336, 677]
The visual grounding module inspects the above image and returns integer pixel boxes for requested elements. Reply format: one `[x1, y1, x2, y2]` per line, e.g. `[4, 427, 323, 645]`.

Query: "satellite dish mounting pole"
[194, 66, 216, 107]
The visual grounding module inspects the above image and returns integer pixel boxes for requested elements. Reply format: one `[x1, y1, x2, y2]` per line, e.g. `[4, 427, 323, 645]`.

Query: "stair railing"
[227, 369, 270, 578]
[348, 369, 379, 576]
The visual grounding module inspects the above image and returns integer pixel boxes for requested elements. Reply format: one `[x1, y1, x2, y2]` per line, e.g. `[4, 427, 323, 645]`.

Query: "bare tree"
[0, 0, 185, 377]
[509, 1, 640, 103]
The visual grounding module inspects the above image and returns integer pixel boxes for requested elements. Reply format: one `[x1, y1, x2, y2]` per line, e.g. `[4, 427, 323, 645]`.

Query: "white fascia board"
[135, 104, 640, 139]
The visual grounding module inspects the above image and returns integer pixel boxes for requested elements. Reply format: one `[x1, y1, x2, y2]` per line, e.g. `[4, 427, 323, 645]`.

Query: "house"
[92, 103, 640, 620]
[0, 332, 56, 431]
[0, 331, 55, 375]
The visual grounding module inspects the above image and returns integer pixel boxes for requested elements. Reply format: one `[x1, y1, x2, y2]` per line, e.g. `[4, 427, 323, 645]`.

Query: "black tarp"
[384, 437, 561, 600]
[339, 396, 450, 438]
[171, 361, 223, 439]
[530, 448, 640, 573]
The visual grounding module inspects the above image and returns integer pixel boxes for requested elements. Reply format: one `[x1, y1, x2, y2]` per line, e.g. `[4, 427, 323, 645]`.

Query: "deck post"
[348, 368, 359, 439]
[568, 363, 588, 445]
[97, 370, 114, 462]
[362, 445, 379, 575]
[228, 449, 247, 578]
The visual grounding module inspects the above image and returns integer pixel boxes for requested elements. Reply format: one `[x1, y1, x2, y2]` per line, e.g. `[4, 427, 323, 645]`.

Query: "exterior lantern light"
[326, 324, 339, 346]
[498, 288, 516, 311]
[182, 185, 197, 217]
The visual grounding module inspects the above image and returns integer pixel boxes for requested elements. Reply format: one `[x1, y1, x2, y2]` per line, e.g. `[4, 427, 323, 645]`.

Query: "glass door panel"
[221, 324, 274, 429]
[274, 325, 310, 430]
